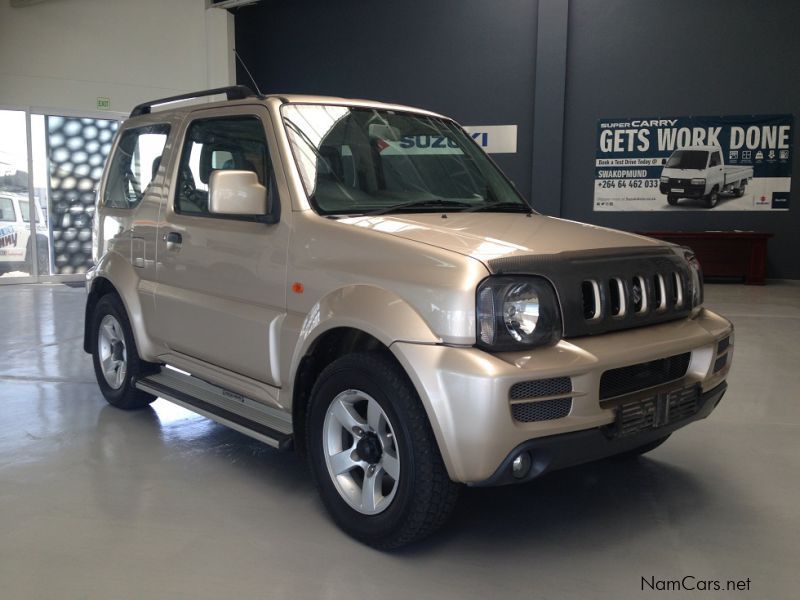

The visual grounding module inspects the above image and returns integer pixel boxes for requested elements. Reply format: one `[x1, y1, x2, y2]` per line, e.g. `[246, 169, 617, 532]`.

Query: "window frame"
[173, 113, 276, 224]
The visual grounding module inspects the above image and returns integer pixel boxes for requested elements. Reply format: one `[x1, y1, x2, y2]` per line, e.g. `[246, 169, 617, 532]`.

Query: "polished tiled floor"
[0, 283, 798, 599]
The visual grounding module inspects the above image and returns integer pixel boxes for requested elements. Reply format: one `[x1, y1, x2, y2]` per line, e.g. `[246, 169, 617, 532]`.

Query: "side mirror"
[209, 170, 276, 222]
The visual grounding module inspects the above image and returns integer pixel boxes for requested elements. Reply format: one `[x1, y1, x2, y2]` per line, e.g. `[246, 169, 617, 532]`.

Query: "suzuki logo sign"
[463, 125, 518, 154]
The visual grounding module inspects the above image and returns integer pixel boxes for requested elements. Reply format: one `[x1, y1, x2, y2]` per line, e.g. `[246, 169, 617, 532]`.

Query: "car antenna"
[234, 49, 265, 99]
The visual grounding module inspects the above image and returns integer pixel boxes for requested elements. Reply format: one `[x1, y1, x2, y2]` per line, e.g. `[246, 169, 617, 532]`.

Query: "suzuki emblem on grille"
[632, 282, 642, 306]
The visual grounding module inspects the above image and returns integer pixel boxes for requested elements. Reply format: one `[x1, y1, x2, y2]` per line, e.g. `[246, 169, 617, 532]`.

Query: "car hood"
[337, 212, 665, 264]
[662, 167, 703, 178]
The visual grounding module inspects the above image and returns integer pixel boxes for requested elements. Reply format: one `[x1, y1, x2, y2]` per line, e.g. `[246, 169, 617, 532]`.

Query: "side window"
[709, 151, 721, 167]
[19, 199, 30, 223]
[0, 197, 16, 222]
[175, 116, 269, 216]
[104, 124, 170, 209]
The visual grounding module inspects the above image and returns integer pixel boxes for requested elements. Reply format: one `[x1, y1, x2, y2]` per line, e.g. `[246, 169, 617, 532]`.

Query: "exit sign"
[96, 97, 111, 110]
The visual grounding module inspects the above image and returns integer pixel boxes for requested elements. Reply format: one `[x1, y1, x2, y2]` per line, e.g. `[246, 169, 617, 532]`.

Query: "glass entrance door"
[0, 108, 120, 283]
[0, 109, 36, 280]
[38, 114, 119, 276]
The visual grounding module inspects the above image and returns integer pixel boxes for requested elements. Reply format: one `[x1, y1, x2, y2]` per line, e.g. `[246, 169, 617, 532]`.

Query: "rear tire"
[307, 352, 460, 549]
[667, 195, 679, 206]
[735, 181, 747, 198]
[91, 293, 158, 410]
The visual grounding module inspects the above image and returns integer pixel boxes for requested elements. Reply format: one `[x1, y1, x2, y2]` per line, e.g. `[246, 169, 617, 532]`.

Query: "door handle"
[163, 231, 182, 250]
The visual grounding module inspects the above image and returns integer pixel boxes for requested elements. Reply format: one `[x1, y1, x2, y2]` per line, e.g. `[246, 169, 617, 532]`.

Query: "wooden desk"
[641, 231, 773, 285]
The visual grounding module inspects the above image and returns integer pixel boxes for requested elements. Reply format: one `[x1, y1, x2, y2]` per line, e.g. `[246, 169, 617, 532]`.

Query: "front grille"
[487, 247, 694, 338]
[512, 398, 572, 422]
[611, 385, 699, 438]
[600, 353, 691, 400]
[510, 377, 571, 400]
[580, 269, 688, 325]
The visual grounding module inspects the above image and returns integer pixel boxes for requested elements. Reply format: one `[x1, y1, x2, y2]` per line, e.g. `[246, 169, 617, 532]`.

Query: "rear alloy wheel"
[98, 314, 128, 390]
[91, 293, 158, 410]
[307, 352, 460, 549]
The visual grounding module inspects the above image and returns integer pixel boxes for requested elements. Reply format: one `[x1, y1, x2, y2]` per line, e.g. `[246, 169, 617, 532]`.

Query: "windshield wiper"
[364, 198, 472, 216]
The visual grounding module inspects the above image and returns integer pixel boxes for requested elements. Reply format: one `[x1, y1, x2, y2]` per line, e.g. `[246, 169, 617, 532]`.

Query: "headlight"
[684, 250, 704, 308]
[476, 276, 562, 350]
[690, 178, 706, 185]
[660, 176, 669, 184]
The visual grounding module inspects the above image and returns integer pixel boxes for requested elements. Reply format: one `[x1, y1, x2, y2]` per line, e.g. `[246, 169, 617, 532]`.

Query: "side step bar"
[135, 369, 293, 450]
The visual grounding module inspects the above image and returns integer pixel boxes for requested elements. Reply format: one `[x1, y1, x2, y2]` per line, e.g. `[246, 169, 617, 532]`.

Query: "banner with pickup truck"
[594, 114, 793, 211]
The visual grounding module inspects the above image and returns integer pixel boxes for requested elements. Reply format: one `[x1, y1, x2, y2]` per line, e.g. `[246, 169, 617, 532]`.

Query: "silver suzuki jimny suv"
[85, 86, 733, 548]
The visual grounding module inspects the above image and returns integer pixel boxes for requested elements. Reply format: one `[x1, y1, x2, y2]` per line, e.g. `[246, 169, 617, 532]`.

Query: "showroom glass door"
[0, 109, 120, 284]
[34, 113, 119, 278]
[0, 108, 36, 281]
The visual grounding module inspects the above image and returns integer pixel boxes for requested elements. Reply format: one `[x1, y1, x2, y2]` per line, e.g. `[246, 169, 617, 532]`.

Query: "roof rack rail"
[129, 85, 258, 117]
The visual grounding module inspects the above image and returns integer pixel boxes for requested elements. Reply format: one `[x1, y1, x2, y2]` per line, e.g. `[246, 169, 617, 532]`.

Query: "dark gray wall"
[236, 0, 800, 278]
[235, 0, 538, 198]
[561, 0, 800, 279]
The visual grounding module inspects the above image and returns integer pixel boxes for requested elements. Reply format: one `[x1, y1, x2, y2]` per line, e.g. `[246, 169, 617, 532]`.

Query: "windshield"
[281, 104, 531, 215]
[666, 150, 708, 170]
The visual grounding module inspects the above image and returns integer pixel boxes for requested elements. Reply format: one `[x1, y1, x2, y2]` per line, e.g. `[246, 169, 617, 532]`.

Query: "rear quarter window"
[103, 124, 170, 209]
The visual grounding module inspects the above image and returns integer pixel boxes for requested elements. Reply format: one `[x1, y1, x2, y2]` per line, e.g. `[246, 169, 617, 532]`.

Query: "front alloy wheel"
[323, 389, 400, 515]
[307, 352, 460, 549]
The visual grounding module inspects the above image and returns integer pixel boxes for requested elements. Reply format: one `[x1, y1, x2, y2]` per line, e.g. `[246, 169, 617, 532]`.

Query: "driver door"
[154, 106, 289, 388]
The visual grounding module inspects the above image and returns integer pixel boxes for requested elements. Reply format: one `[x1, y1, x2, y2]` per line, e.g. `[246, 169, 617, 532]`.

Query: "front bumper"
[391, 308, 733, 484]
[475, 381, 726, 486]
[660, 181, 706, 198]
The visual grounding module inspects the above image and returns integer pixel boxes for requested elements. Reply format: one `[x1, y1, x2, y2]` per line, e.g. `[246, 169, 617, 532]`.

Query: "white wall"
[0, 0, 234, 115]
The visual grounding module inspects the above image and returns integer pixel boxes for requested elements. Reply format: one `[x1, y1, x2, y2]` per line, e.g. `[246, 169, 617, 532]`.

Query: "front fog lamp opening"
[512, 452, 532, 479]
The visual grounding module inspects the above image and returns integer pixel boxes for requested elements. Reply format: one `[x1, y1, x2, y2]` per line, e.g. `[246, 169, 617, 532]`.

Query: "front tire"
[91, 293, 158, 410]
[705, 188, 719, 208]
[667, 195, 679, 206]
[307, 352, 460, 549]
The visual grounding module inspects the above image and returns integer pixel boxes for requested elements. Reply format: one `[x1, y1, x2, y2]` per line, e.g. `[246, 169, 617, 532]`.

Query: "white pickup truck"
[659, 145, 753, 208]
[0, 192, 49, 275]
